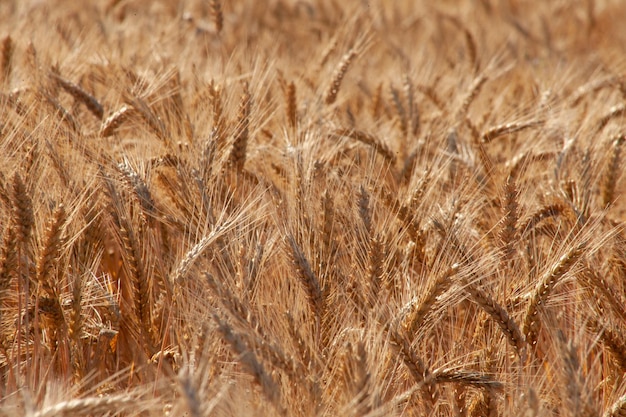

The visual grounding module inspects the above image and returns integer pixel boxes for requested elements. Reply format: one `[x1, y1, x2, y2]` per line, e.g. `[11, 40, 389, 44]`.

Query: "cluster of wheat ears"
[1, 0, 626, 415]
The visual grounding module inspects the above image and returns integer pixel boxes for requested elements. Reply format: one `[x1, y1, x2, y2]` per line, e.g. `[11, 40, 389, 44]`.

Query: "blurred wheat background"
[1, 0, 626, 415]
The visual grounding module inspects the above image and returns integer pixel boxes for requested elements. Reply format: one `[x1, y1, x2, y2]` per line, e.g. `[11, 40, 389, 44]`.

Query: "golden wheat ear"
[1, 35, 13, 85]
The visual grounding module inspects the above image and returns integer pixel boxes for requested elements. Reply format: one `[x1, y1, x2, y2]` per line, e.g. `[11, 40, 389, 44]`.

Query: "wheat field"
[1, 0, 626, 415]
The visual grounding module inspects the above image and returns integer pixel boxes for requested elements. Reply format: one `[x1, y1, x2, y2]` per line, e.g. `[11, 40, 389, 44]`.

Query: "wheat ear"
[596, 104, 626, 133]
[11, 172, 34, 244]
[481, 120, 544, 143]
[498, 174, 519, 262]
[604, 394, 626, 417]
[51, 72, 104, 119]
[463, 279, 527, 360]
[287, 235, 325, 324]
[523, 244, 585, 349]
[401, 264, 459, 339]
[100, 105, 132, 137]
[357, 185, 372, 235]
[601, 134, 625, 208]
[213, 312, 283, 412]
[389, 84, 408, 135]
[569, 75, 622, 106]
[325, 47, 358, 105]
[285, 81, 297, 129]
[1, 35, 13, 84]
[587, 319, 626, 372]
[457, 74, 487, 121]
[333, 128, 396, 164]
[229, 81, 251, 171]
[117, 160, 157, 222]
[36, 204, 67, 297]
[31, 394, 143, 417]
[210, 0, 223, 34]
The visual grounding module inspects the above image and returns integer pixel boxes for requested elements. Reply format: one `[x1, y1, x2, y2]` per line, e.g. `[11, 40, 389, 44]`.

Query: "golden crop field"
[1, 0, 626, 415]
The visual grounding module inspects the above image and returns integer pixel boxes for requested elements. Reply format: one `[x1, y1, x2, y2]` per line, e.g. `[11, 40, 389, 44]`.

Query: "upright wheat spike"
[365, 235, 385, 308]
[0, 225, 16, 293]
[499, 174, 519, 262]
[229, 81, 251, 171]
[358, 185, 372, 235]
[287, 235, 325, 324]
[389, 84, 408, 135]
[36, 204, 67, 297]
[601, 134, 625, 208]
[11, 172, 34, 244]
[325, 47, 358, 105]
[285, 81, 297, 129]
[1, 35, 13, 84]
[210, 0, 223, 34]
